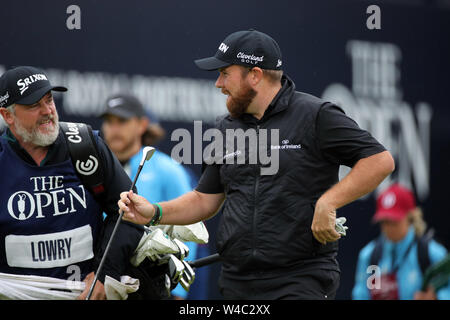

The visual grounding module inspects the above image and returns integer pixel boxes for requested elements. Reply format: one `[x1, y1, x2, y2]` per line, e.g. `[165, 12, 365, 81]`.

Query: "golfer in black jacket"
[118, 29, 395, 300]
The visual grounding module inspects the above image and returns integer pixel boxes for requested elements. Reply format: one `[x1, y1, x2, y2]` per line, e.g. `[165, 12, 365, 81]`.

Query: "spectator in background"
[352, 183, 450, 300]
[100, 93, 201, 299]
[141, 109, 166, 148]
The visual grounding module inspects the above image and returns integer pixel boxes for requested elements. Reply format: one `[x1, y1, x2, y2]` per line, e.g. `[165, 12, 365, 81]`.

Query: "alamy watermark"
[170, 121, 285, 175]
[366, 5, 381, 30]
[367, 264, 381, 289]
[66, 5, 81, 30]
[66, 264, 83, 290]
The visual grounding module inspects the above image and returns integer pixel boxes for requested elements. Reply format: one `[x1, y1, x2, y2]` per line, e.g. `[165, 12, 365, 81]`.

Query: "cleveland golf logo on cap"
[17, 73, 48, 95]
[236, 52, 264, 65]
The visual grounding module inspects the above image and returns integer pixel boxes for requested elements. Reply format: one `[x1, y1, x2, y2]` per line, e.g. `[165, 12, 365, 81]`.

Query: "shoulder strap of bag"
[370, 229, 433, 275]
[417, 229, 434, 275]
[59, 121, 105, 197]
[370, 235, 384, 267]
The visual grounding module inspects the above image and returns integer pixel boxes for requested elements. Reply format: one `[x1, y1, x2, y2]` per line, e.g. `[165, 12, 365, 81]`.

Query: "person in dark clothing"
[118, 29, 395, 299]
[0, 66, 144, 299]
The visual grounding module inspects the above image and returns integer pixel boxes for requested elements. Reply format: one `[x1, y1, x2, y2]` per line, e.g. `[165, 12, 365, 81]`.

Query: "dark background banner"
[1, 0, 449, 299]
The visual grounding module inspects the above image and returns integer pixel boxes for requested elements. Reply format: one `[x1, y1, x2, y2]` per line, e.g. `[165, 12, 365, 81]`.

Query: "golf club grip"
[189, 253, 221, 268]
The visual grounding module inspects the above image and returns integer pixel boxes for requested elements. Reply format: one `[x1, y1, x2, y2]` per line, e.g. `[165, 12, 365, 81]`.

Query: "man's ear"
[249, 67, 264, 86]
[0, 107, 14, 126]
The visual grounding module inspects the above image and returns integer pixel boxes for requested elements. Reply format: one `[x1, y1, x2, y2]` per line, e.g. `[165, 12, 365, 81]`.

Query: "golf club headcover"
[130, 228, 180, 266]
[156, 222, 209, 244]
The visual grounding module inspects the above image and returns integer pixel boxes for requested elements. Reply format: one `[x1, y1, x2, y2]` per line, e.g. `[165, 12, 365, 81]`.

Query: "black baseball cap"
[194, 29, 283, 71]
[101, 94, 146, 119]
[0, 66, 67, 108]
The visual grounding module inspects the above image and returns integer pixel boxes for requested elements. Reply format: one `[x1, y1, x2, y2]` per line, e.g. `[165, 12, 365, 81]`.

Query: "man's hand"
[118, 190, 155, 225]
[311, 198, 341, 245]
[77, 272, 106, 300]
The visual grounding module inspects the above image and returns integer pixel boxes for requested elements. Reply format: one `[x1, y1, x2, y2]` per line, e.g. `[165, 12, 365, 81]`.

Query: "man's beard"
[13, 113, 59, 147]
[225, 82, 257, 119]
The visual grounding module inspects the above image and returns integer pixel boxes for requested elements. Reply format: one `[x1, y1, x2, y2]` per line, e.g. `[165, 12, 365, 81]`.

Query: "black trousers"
[219, 268, 340, 300]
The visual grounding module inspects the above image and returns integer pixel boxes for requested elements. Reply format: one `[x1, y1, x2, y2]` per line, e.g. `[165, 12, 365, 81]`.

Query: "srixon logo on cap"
[16, 73, 48, 95]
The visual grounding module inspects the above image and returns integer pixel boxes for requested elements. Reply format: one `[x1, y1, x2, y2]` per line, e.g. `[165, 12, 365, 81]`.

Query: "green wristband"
[155, 203, 163, 221]
[147, 203, 163, 226]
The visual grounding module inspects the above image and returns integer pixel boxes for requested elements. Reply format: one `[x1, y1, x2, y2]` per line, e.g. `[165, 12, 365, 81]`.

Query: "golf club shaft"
[86, 165, 143, 300]
[189, 253, 221, 268]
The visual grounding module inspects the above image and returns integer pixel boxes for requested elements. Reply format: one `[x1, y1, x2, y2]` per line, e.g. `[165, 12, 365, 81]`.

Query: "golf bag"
[61, 122, 204, 299]
[60, 122, 106, 197]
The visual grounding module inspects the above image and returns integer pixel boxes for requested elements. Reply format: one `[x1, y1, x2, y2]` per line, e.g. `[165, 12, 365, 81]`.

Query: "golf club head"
[140, 146, 156, 166]
[182, 260, 195, 284]
[164, 274, 171, 296]
[168, 254, 184, 284]
[173, 239, 190, 260]
[179, 261, 195, 292]
[179, 277, 190, 292]
[182, 271, 192, 283]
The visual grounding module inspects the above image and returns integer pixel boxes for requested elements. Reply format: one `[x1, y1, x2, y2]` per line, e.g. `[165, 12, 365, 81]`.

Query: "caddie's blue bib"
[0, 138, 103, 280]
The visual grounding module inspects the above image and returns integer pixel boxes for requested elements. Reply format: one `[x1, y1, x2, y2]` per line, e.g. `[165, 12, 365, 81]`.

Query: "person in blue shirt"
[100, 93, 199, 299]
[352, 183, 450, 300]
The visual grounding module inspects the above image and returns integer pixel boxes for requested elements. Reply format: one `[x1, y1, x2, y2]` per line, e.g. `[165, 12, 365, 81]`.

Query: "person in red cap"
[352, 183, 450, 300]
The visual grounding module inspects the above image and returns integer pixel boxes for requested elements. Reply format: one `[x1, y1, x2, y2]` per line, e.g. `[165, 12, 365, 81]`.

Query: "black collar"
[261, 74, 296, 120]
[236, 74, 296, 125]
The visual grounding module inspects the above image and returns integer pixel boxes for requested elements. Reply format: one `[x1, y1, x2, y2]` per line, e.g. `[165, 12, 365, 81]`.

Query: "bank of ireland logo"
[7, 191, 35, 220]
[75, 155, 98, 176]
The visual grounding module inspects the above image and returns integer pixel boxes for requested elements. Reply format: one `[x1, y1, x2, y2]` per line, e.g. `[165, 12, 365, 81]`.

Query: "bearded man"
[118, 29, 395, 300]
[0, 66, 144, 300]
